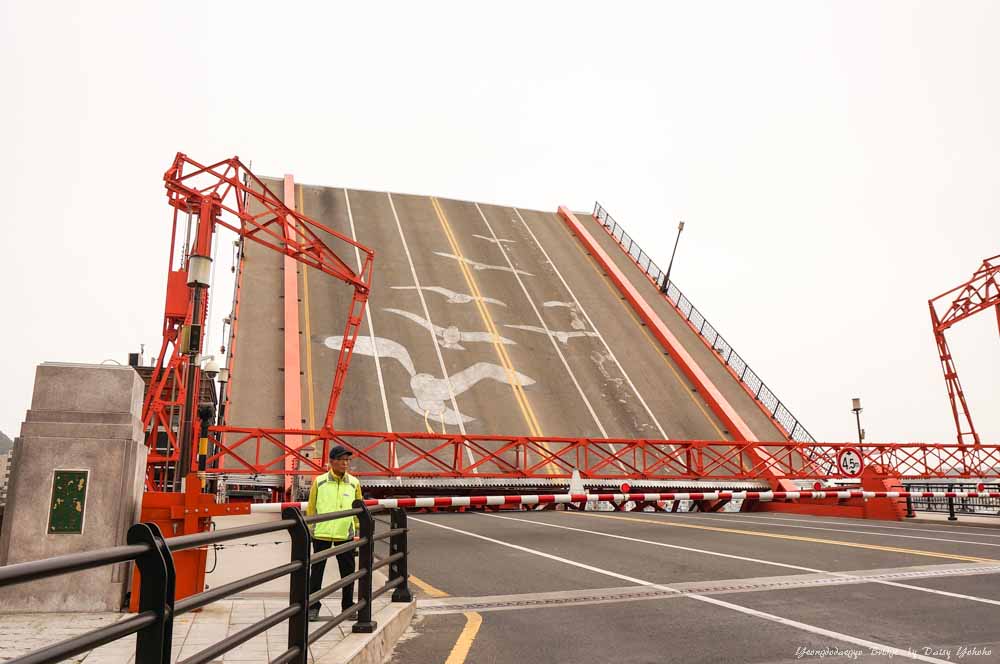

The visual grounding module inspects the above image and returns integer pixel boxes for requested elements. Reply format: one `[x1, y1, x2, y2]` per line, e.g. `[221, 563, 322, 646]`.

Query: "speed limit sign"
[837, 447, 864, 477]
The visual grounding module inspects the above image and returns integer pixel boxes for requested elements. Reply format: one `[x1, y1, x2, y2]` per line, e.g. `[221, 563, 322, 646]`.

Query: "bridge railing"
[902, 481, 1000, 520]
[0, 502, 411, 664]
[592, 202, 815, 443]
[200, 429, 1000, 482]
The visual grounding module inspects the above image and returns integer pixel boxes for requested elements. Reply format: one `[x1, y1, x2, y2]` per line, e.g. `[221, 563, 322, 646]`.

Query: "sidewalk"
[0, 593, 397, 663]
[910, 511, 1000, 529]
[1, 513, 410, 663]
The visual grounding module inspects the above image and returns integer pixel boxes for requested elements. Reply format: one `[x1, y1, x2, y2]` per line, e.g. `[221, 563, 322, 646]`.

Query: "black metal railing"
[0, 501, 411, 664]
[902, 482, 1000, 521]
[592, 201, 815, 443]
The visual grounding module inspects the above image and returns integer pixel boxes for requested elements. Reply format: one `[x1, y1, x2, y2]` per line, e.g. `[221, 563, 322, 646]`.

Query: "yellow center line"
[298, 185, 317, 432]
[409, 574, 449, 598]
[444, 612, 483, 664]
[565, 511, 998, 564]
[566, 229, 728, 440]
[430, 198, 544, 438]
[408, 573, 482, 664]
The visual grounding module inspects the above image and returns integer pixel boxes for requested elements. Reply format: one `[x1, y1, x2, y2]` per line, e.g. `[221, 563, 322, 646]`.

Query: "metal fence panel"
[689, 308, 705, 331]
[759, 385, 779, 415]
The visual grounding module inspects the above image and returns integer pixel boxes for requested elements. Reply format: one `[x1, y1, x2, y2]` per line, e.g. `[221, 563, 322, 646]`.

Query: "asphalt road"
[294, 187, 728, 440]
[226, 183, 818, 482]
[389, 511, 1000, 664]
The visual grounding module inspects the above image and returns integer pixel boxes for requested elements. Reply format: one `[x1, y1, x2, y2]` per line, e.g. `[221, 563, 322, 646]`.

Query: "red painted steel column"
[283, 175, 303, 494]
[557, 207, 757, 443]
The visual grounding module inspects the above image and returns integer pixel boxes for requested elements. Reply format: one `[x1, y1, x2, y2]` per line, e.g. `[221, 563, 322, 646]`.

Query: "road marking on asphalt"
[407, 574, 482, 663]
[475, 203, 609, 439]
[565, 511, 997, 564]
[512, 208, 670, 441]
[387, 193, 468, 436]
[298, 186, 317, 431]
[734, 512, 1000, 539]
[681, 512, 1000, 548]
[344, 189, 393, 433]
[564, 223, 729, 440]
[410, 574, 449, 598]
[410, 516, 953, 662]
[444, 611, 483, 664]
[431, 196, 543, 439]
[503, 512, 1000, 606]
[419, 563, 1000, 614]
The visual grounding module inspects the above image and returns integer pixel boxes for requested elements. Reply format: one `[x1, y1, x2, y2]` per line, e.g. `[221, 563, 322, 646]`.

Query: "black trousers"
[310, 539, 356, 613]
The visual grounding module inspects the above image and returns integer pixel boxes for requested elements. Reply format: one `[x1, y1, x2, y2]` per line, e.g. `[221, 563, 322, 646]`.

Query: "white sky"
[1, 1, 997, 444]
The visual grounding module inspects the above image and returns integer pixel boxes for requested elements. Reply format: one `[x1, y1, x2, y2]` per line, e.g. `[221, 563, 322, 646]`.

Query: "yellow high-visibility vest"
[307, 471, 362, 541]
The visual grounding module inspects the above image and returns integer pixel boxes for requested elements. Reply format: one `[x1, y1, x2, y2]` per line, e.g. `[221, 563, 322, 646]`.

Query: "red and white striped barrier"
[247, 489, 1000, 513]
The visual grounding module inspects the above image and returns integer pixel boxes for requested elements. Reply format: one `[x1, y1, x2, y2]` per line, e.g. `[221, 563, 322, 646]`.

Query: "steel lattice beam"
[203, 427, 1000, 481]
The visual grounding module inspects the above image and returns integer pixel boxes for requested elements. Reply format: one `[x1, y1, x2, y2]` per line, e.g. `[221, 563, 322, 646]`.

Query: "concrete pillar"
[0, 363, 147, 612]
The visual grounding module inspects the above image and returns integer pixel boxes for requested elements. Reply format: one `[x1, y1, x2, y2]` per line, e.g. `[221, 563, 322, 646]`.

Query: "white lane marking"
[409, 516, 953, 663]
[474, 202, 609, 439]
[386, 193, 468, 438]
[344, 189, 393, 433]
[479, 512, 1000, 607]
[511, 208, 670, 441]
[670, 512, 1000, 548]
[734, 512, 1000, 539]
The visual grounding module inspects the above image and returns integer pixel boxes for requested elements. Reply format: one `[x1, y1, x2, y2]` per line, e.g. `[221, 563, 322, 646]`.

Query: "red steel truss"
[142, 154, 374, 489]
[204, 427, 1000, 481]
[929, 254, 1000, 445]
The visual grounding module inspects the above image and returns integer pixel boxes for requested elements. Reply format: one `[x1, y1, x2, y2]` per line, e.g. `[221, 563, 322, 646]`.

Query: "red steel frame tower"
[141, 153, 374, 490]
[929, 254, 1000, 446]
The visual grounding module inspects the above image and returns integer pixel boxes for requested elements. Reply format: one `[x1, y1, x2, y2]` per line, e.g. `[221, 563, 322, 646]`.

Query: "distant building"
[0, 450, 12, 506]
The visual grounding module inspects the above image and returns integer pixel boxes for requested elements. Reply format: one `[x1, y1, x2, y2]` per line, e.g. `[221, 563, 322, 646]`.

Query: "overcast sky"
[1, 1, 997, 444]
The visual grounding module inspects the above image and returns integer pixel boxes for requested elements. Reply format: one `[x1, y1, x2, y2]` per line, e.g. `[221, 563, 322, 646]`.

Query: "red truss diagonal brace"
[929, 254, 1000, 445]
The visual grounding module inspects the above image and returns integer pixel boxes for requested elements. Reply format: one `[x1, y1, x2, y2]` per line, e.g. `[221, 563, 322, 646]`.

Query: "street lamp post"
[661, 220, 685, 293]
[851, 397, 865, 444]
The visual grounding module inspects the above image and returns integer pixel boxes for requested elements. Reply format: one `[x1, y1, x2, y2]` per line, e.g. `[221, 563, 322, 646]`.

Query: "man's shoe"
[308, 608, 321, 622]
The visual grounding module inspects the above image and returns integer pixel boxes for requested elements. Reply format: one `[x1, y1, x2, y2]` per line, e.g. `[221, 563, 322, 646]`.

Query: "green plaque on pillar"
[48, 470, 89, 534]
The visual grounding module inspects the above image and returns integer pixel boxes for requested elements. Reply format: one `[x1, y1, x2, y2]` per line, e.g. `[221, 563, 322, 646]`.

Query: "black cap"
[329, 445, 353, 460]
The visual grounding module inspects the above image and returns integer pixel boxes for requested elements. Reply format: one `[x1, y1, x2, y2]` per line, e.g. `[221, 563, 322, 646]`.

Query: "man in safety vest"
[306, 445, 363, 622]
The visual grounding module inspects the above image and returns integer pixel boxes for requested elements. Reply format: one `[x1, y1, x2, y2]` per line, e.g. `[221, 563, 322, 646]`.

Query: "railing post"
[947, 483, 958, 521]
[389, 508, 413, 603]
[352, 500, 378, 633]
[904, 484, 915, 518]
[127, 523, 175, 664]
[283, 506, 311, 664]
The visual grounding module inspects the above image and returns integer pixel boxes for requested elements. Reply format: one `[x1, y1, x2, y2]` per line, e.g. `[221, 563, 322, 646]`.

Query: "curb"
[324, 598, 416, 664]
